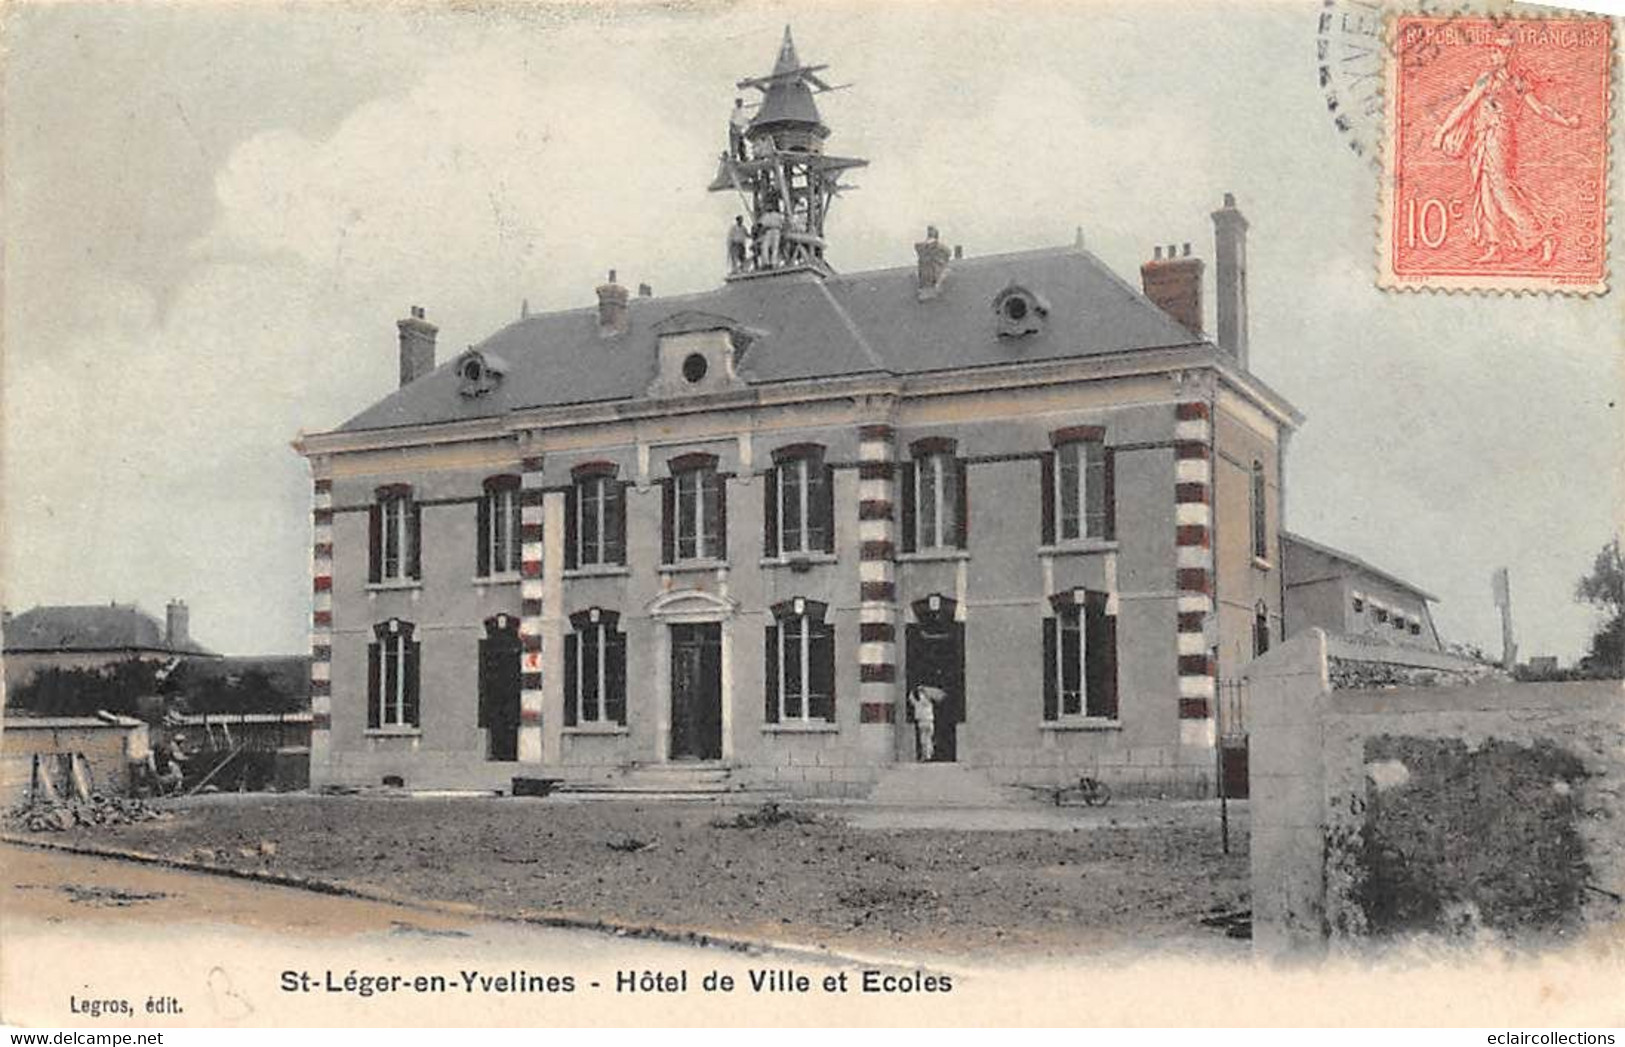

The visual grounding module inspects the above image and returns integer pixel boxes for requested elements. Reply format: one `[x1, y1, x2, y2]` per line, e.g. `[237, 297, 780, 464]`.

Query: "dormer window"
[993, 284, 1049, 338]
[455, 348, 507, 398]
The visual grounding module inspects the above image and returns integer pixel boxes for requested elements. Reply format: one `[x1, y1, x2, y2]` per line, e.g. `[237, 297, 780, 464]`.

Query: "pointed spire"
[774, 25, 799, 75]
[749, 25, 826, 135]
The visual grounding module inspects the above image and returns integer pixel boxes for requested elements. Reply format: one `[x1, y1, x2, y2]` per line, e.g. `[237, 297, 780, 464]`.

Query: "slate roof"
[1281, 532, 1441, 603]
[339, 245, 1206, 434]
[2, 604, 215, 656]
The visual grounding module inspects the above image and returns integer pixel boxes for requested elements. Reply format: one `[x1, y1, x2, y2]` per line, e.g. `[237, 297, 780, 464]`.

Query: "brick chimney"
[397, 306, 438, 387]
[1211, 192, 1250, 367]
[596, 270, 629, 337]
[915, 225, 952, 301]
[165, 599, 190, 650]
[1139, 241, 1204, 337]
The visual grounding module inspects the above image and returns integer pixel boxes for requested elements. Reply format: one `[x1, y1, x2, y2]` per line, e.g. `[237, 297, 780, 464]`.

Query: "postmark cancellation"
[1378, 15, 1613, 294]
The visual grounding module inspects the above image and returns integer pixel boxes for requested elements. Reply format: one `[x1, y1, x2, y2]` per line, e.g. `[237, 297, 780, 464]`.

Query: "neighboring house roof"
[1281, 532, 1440, 603]
[339, 245, 1208, 433]
[2, 604, 215, 656]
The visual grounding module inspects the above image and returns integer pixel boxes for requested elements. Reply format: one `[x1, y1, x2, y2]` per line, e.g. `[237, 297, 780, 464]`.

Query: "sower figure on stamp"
[909, 685, 943, 762]
[1432, 32, 1581, 265]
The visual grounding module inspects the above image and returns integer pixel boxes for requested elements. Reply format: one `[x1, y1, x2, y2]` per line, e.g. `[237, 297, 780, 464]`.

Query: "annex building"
[295, 31, 1304, 797]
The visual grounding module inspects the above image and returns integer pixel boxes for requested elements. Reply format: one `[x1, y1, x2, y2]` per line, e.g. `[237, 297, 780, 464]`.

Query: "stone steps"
[555, 763, 747, 798]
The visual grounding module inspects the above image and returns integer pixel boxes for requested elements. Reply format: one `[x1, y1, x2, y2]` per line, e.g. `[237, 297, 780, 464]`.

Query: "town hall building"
[294, 31, 1303, 797]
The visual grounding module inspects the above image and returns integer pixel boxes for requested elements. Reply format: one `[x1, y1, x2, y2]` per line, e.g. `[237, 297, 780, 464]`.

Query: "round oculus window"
[462, 360, 483, 381]
[1003, 296, 1029, 321]
[681, 352, 709, 383]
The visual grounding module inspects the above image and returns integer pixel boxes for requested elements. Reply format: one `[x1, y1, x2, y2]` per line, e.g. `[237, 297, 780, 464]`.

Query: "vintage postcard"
[2, 0, 1622, 1033]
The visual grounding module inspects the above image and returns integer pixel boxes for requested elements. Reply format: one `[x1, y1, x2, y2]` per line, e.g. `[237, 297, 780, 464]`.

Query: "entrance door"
[905, 597, 965, 763]
[479, 620, 522, 762]
[669, 623, 722, 761]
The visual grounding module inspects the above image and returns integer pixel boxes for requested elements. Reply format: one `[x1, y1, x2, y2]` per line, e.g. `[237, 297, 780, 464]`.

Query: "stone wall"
[1249, 630, 1625, 957]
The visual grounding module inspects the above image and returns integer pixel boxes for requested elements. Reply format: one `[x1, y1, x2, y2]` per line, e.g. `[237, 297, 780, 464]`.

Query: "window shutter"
[809, 620, 834, 722]
[606, 629, 627, 725]
[899, 461, 917, 554]
[368, 505, 383, 584]
[609, 483, 627, 565]
[508, 491, 523, 572]
[403, 641, 421, 727]
[408, 502, 423, 580]
[763, 623, 780, 724]
[762, 468, 779, 556]
[1039, 451, 1056, 546]
[1085, 593, 1118, 719]
[660, 478, 675, 564]
[819, 461, 836, 554]
[367, 642, 381, 729]
[476, 638, 490, 728]
[1103, 449, 1117, 542]
[1042, 618, 1058, 722]
[563, 633, 578, 727]
[713, 472, 728, 559]
[953, 458, 969, 549]
[564, 486, 579, 570]
[476, 495, 491, 577]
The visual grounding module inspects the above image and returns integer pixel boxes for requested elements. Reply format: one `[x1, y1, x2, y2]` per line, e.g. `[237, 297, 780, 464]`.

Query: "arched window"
[1042, 590, 1118, 721]
[764, 444, 834, 557]
[369, 484, 420, 583]
[900, 437, 966, 552]
[661, 453, 726, 563]
[1041, 425, 1114, 544]
[563, 608, 626, 725]
[477, 475, 522, 577]
[566, 462, 626, 569]
[367, 618, 420, 729]
[764, 598, 835, 724]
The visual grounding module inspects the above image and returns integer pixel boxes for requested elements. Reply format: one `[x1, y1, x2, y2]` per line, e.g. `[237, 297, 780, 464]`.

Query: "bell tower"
[710, 28, 867, 279]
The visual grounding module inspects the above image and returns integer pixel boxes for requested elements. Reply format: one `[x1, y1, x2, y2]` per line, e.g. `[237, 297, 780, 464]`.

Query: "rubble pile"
[9, 794, 168, 833]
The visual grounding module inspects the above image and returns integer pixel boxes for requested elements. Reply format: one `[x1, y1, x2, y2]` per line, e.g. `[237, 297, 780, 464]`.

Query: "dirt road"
[17, 794, 1250, 959]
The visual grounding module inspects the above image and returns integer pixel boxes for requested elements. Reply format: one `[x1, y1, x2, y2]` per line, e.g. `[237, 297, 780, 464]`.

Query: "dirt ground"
[31, 795, 1250, 959]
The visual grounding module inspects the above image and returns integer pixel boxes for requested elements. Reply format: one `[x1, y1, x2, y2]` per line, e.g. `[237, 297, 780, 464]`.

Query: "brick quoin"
[860, 581, 896, 602]
[860, 540, 895, 560]
[1175, 525, 1210, 547]
[858, 500, 894, 521]
[310, 713, 332, 730]
[1178, 654, 1215, 676]
[519, 708, 543, 724]
[1174, 483, 1209, 504]
[1177, 611, 1206, 633]
[310, 680, 331, 697]
[1177, 568, 1212, 594]
[1174, 441, 1209, 460]
[313, 611, 333, 627]
[860, 702, 896, 724]
[313, 479, 333, 494]
[858, 461, 894, 481]
[1175, 401, 1210, 421]
[860, 664, 896, 683]
[859, 622, 896, 643]
[1178, 697, 1211, 719]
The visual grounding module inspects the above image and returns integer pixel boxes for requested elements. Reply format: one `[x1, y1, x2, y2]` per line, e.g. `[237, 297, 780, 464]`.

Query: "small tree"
[1575, 537, 1625, 678]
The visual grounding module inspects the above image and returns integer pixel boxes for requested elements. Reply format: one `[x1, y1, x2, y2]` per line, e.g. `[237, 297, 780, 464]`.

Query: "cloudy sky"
[4, 0, 1620, 659]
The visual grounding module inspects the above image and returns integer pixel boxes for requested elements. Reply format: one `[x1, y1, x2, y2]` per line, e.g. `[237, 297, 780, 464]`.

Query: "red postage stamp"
[1379, 16, 1613, 293]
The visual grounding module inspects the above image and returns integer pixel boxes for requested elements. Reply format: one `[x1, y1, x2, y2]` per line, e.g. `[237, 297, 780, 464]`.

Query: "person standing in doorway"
[909, 685, 943, 762]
